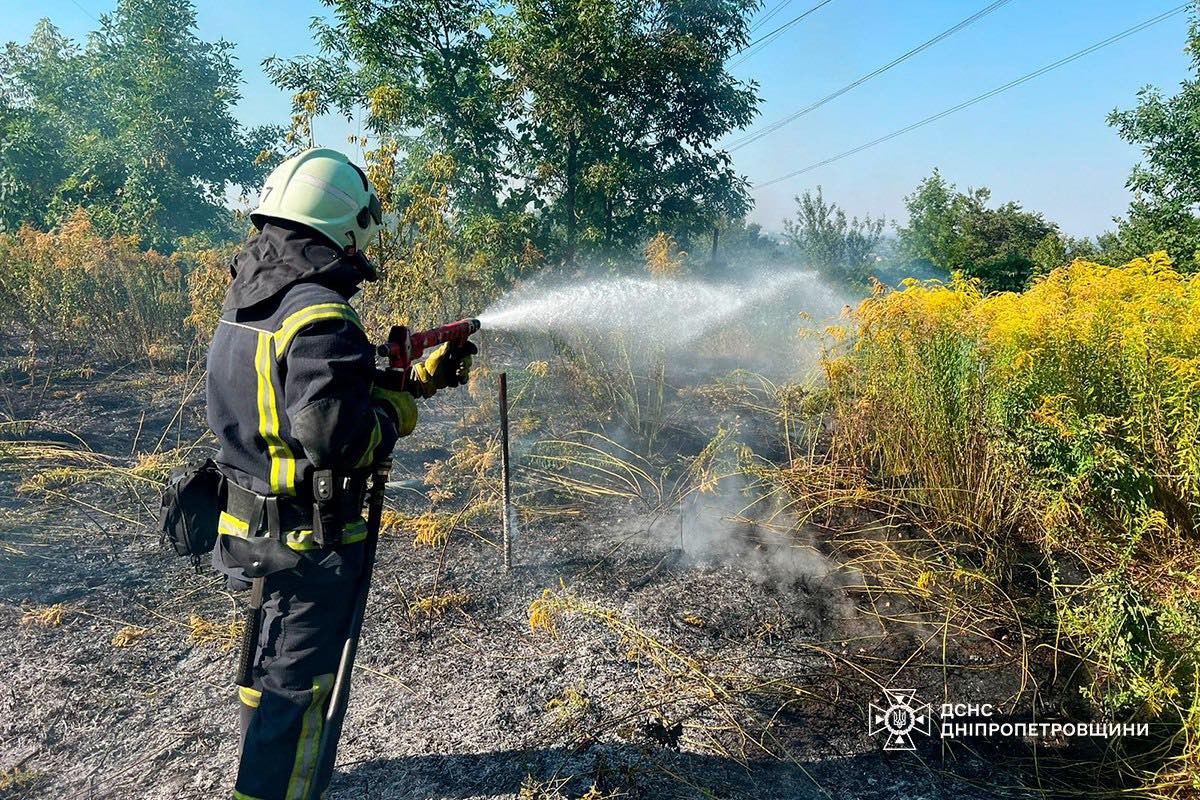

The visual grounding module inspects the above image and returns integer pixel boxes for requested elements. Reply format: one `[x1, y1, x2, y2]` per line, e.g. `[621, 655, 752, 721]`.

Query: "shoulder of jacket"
[272, 283, 364, 358]
[276, 280, 350, 313]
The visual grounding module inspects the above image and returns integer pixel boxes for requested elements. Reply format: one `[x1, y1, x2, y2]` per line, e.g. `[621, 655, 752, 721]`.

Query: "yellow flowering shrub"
[177, 243, 235, 342]
[644, 231, 686, 277]
[832, 254, 1200, 791]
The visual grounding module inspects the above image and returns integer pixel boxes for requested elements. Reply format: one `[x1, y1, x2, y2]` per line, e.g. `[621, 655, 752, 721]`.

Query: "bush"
[176, 241, 235, 343]
[358, 149, 541, 338]
[0, 210, 233, 372]
[644, 232, 685, 277]
[0, 209, 193, 366]
[828, 253, 1200, 791]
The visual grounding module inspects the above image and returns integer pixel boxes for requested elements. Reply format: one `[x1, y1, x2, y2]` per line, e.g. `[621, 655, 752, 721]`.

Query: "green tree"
[783, 186, 884, 285]
[264, 0, 510, 211]
[267, 0, 758, 266]
[1108, 15, 1200, 270]
[896, 170, 970, 270]
[0, 101, 69, 231]
[898, 169, 1055, 292]
[1031, 230, 1100, 277]
[0, 1, 277, 246]
[489, 0, 759, 263]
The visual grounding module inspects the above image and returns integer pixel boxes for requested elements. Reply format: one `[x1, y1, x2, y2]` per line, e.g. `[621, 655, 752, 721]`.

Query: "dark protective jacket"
[206, 221, 406, 564]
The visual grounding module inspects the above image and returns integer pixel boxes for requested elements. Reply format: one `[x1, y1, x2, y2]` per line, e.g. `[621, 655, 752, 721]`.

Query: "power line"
[733, 0, 835, 63]
[728, 0, 1017, 151]
[65, 0, 99, 22]
[749, 0, 798, 34]
[751, 3, 1190, 192]
[731, 0, 836, 67]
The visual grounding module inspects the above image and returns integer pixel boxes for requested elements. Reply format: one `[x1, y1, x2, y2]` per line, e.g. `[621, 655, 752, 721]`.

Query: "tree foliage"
[1030, 230, 1099, 277]
[264, 0, 509, 210]
[783, 186, 884, 285]
[267, 0, 760, 267]
[489, 0, 758, 261]
[0, 0, 277, 247]
[897, 169, 1055, 292]
[1107, 16, 1200, 271]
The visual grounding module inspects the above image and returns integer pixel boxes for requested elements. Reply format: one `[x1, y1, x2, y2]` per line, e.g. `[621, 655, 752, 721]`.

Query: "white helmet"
[251, 147, 383, 256]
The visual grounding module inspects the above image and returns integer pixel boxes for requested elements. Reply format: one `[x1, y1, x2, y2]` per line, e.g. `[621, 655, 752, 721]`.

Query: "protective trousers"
[233, 543, 364, 800]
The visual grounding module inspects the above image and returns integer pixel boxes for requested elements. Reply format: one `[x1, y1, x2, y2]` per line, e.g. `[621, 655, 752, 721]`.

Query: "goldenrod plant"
[644, 232, 686, 277]
[822, 253, 1200, 793]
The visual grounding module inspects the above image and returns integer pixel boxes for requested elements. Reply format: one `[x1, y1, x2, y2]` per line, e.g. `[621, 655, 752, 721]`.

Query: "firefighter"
[206, 147, 472, 800]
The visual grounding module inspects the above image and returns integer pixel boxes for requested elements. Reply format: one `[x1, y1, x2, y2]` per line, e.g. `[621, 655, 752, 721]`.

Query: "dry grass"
[21, 603, 69, 627]
[408, 590, 471, 621]
[516, 776, 626, 800]
[188, 614, 243, 652]
[517, 775, 572, 800]
[545, 686, 592, 722]
[0, 768, 38, 793]
[0, 209, 212, 365]
[527, 585, 839, 768]
[111, 625, 150, 648]
[526, 432, 663, 506]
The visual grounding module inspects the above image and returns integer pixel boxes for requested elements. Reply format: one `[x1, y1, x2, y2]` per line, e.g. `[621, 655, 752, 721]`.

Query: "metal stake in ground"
[499, 371, 513, 572]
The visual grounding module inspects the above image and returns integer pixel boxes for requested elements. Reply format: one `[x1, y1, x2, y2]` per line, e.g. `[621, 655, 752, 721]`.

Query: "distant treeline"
[3, 0, 1200, 295]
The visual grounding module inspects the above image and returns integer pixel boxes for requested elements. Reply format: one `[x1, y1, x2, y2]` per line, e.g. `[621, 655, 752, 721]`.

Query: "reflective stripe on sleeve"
[353, 412, 384, 469]
[255, 331, 296, 495]
[371, 386, 416, 436]
[272, 302, 363, 359]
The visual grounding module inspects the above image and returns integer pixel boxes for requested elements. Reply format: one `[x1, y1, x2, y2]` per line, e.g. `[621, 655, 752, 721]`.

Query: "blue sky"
[1, 0, 1194, 237]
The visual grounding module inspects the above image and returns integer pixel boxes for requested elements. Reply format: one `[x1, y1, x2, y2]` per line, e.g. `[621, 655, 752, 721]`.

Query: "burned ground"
[0, 362, 1083, 800]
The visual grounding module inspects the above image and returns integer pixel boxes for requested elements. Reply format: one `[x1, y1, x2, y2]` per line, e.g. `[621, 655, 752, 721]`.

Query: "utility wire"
[731, 0, 836, 67]
[65, 0, 99, 22]
[728, 0, 1017, 151]
[751, 3, 1190, 191]
[750, 0, 798, 34]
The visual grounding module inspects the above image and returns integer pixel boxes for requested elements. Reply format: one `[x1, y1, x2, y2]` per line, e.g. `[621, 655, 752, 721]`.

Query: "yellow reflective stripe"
[255, 331, 296, 495]
[354, 413, 383, 469]
[282, 520, 368, 551]
[286, 673, 334, 800]
[219, 512, 366, 550]
[272, 303, 362, 358]
[219, 511, 250, 538]
[371, 386, 417, 436]
[234, 792, 266, 800]
[238, 686, 262, 708]
[283, 529, 316, 550]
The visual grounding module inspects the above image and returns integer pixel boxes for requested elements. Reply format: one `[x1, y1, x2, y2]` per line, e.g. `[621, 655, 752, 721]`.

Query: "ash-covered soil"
[0, 369, 1047, 800]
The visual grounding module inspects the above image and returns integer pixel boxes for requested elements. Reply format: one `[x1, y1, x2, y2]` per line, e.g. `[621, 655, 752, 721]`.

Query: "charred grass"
[0, 320, 1147, 799]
